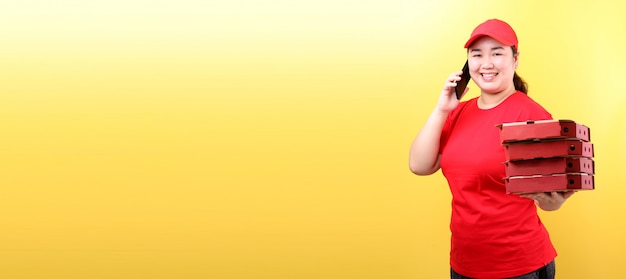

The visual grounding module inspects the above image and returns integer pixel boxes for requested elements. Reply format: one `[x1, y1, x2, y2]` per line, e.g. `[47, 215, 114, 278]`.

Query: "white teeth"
[482, 73, 497, 77]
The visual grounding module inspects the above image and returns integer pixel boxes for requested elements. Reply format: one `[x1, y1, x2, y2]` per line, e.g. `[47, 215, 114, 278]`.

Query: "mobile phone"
[455, 61, 470, 100]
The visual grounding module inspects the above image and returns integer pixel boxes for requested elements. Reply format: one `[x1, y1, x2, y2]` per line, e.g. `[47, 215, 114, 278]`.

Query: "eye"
[472, 54, 482, 58]
[493, 53, 503, 56]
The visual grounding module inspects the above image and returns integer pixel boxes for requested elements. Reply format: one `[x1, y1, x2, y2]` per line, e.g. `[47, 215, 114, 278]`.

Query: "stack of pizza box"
[497, 120, 595, 194]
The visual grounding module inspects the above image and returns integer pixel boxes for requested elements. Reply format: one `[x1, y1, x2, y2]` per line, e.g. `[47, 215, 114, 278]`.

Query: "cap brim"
[464, 33, 516, 49]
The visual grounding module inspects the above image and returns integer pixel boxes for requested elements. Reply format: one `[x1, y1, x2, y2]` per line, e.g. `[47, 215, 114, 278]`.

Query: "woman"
[408, 19, 574, 279]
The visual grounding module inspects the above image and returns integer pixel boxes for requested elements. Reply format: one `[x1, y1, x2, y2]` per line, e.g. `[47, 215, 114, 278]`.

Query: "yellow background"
[1, 1, 624, 278]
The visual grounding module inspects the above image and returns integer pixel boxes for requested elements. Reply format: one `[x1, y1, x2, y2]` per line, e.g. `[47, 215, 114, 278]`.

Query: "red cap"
[464, 19, 518, 51]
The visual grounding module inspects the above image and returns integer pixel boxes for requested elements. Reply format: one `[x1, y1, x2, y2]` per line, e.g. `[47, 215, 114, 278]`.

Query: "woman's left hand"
[519, 191, 575, 211]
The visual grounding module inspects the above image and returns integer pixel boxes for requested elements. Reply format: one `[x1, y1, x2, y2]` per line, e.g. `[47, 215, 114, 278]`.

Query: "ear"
[514, 51, 520, 69]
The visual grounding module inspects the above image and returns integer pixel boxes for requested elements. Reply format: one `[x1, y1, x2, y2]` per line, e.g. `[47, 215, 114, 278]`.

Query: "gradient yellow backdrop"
[1, 1, 624, 278]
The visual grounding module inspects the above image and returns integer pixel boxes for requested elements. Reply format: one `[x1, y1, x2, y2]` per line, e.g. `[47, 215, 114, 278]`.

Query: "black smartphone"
[455, 61, 470, 100]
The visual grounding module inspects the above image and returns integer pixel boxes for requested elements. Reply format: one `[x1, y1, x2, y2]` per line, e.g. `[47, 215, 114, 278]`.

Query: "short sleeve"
[439, 101, 469, 154]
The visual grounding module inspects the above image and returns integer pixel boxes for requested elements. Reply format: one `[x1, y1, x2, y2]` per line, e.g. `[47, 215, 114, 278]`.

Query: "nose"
[481, 58, 494, 69]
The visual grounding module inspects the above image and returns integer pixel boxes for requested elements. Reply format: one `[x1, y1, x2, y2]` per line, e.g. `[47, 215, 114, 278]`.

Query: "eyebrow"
[470, 46, 506, 52]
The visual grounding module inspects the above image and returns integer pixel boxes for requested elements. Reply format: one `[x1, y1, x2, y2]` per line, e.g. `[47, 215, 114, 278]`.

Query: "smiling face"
[467, 36, 518, 95]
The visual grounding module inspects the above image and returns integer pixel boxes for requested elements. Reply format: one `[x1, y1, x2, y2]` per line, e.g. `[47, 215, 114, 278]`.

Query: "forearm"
[409, 70, 464, 175]
[408, 108, 449, 175]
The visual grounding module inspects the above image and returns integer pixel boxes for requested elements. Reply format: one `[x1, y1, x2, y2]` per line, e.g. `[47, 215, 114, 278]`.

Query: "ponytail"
[513, 72, 528, 94]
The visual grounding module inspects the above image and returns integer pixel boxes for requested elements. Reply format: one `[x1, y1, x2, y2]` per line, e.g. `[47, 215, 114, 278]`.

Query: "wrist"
[434, 107, 451, 118]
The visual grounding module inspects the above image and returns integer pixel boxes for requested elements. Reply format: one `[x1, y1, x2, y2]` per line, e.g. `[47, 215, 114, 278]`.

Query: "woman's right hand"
[437, 71, 469, 113]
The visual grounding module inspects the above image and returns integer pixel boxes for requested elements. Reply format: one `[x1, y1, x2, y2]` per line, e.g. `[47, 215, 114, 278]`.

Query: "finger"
[525, 193, 544, 201]
[448, 77, 458, 86]
[445, 80, 458, 91]
[551, 191, 570, 200]
[562, 191, 576, 199]
[449, 73, 462, 83]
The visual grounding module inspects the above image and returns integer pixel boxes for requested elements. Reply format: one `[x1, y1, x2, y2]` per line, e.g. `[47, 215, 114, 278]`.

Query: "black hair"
[512, 46, 528, 94]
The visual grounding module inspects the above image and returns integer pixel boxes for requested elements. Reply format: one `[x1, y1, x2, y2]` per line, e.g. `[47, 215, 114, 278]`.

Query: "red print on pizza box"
[497, 120, 590, 143]
[505, 157, 595, 177]
[505, 173, 595, 194]
[505, 140, 594, 161]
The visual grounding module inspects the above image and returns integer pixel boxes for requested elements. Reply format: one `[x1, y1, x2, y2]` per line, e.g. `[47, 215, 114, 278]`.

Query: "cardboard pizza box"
[505, 140, 594, 161]
[505, 173, 595, 194]
[497, 119, 590, 143]
[505, 157, 595, 177]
